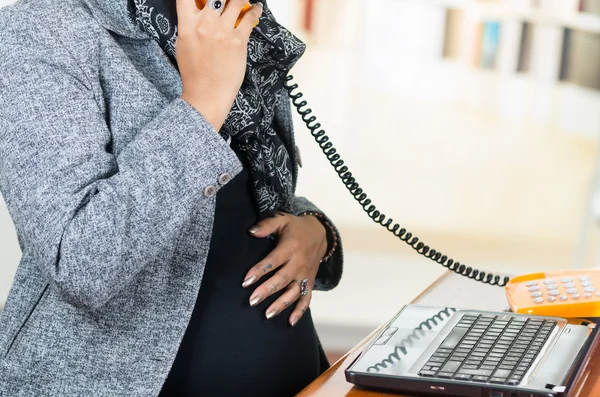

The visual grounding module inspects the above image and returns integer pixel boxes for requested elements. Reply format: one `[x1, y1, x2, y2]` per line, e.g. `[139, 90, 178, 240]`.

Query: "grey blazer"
[0, 0, 343, 395]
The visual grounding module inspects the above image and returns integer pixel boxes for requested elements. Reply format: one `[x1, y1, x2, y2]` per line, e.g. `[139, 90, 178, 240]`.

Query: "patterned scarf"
[129, 0, 306, 218]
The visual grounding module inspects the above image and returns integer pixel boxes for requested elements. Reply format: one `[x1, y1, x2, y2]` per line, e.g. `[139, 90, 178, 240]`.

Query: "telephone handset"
[195, 0, 253, 27]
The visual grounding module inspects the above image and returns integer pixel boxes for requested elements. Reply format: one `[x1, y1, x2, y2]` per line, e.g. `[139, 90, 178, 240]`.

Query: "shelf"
[431, 0, 600, 33]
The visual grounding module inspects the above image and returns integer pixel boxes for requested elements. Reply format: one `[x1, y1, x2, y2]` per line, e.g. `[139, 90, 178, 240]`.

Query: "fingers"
[176, 0, 200, 24]
[264, 282, 302, 319]
[236, 2, 263, 33]
[221, 0, 250, 26]
[248, 212, 289, 238]
[242, 235, 296, 288]
[289, 289, 312, 327]
[248, 265, 296, 307]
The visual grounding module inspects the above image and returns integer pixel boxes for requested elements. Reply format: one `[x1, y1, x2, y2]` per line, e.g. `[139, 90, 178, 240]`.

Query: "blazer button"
[204, 185, 217, 198]
[218, 172, 232, 186]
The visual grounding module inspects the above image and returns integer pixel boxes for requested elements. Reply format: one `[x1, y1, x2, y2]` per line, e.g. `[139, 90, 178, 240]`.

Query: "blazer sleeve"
[291, 197, 344, 291]
[0, 37, 242, 310]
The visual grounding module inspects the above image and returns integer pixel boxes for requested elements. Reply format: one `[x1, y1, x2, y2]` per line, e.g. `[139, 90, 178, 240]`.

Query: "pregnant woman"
[0, 0, 343, 396]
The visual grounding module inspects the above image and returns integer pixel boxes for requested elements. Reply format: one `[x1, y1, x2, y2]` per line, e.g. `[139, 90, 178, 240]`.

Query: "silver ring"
[209, 0, 225, 11]
[296, 279, 309, 297]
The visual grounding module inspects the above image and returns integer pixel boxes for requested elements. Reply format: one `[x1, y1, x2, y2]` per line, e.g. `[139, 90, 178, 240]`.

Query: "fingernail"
[266, 308, 279, 319]
[242, 276, 256, 288]
[250, 295, 262, 307]
[291, 317, 299, 327]
[248, 226, 260, 234]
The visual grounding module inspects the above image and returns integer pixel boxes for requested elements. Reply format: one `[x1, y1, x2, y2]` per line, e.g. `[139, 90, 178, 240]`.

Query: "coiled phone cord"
[255, 28, 511, 287]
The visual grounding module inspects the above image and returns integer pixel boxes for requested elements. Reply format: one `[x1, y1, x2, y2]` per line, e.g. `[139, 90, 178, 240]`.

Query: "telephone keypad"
[508, 271, 600, 317]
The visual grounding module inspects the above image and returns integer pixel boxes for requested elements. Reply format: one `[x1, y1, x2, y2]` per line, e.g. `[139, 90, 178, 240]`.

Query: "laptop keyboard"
[419, 314, 557, 385]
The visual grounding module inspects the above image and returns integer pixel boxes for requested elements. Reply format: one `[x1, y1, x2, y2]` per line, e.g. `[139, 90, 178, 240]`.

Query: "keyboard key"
[507, 378, 520, 385]
[441, 361, 462, 373]
[437, 372, 454, 379]
[473, 375, 489, 382]
[481, 365, 496, 371]
[490, 377, 507, 384]
[460, 369, 493, 376]
[454, 374, 472, 381]
[439, 327, 469, 350]
[494, 369, 512, 378]
[420, 370, 436, 377]
[428, 357, 446, 363]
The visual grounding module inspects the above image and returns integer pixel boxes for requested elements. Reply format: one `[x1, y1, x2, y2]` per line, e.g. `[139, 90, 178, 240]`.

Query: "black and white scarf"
[129, 0, 306, 218]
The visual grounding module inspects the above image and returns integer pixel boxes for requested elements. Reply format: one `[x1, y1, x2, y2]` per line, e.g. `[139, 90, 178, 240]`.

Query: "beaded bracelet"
[299, 211, 339, 263]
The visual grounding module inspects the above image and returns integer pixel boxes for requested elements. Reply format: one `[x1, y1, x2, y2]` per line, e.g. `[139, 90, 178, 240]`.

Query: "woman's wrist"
[299, 212, 338, 264]
[180, 93, 230, 132]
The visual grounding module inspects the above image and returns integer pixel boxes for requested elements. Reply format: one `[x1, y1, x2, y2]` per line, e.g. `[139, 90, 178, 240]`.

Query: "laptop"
[345, 305, 598, 397]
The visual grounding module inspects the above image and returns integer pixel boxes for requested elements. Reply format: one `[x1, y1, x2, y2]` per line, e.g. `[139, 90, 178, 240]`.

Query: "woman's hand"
[243, 213, 328, 326]
[176, 0, 263, 130]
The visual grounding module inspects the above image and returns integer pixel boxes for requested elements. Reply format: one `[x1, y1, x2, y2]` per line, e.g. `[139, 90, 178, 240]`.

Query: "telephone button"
[533, 298, 544, 304]
[548, 290, 560, 296]
[562, 278, 573, 283]
[530, 292, 542, 298]
[584, 287, 596, 293]
[526, 281, 537, 287]
[584, 293, 593, 298]
[581, 281, 592, 287]
[543, 279, 556, 285]
[546, 285, 558, 290]
[566, 288, 579, 294]
[528, 286, 540, 292]
[564, 282, 575, 288]
[572, 294, 581, 299]
[547, 297, 556, 302]
[579, 275, 591, 281]
[596, 292, 600, 297]
[559, 296, 568, 301]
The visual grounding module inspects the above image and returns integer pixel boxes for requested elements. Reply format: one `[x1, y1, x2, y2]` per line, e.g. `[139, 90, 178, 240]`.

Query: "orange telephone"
[506, 270, 600, 318]
[195, 0, 253, 27]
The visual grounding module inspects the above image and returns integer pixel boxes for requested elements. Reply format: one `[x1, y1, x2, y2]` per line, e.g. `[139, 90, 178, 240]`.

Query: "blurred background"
[1, 0, 600, 361]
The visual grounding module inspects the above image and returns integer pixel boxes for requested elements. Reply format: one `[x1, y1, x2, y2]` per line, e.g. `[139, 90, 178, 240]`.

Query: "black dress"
[159, 145, 328, 397]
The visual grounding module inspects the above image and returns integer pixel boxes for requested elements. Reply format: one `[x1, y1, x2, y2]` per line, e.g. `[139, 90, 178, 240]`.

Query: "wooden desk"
[298, 272, 600, 397]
